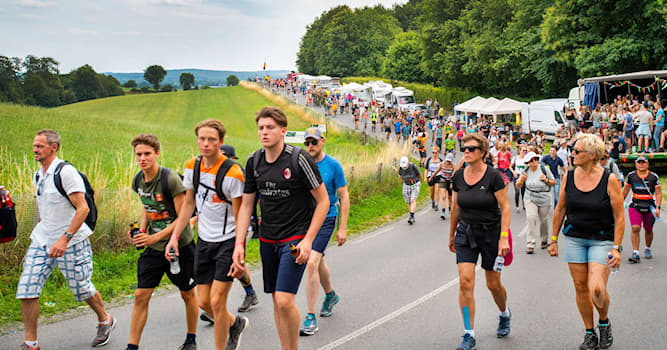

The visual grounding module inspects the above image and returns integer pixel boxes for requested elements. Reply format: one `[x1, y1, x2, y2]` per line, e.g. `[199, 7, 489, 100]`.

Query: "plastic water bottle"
[607, 252, 618, 274]
[169, 247, 180, 275]
[493, 256, 505, 272]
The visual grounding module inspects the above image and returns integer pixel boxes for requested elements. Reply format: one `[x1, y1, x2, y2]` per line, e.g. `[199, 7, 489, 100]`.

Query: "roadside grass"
[0, 86, 428, 330]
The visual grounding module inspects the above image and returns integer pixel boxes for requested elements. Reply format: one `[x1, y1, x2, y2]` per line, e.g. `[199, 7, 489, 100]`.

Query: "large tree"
[0, 56, 24, 104]
[144, 65, 167, 90]
[70, 64, 103, 101]
[226, 75, 239, 87]
[22, 55, 65, 107]
[180, 72, 195, 90]
[382, 31, 427, 83]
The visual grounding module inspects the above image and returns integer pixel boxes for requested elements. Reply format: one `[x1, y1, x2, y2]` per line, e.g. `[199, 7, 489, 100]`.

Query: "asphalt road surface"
[3, 89, 666, 349]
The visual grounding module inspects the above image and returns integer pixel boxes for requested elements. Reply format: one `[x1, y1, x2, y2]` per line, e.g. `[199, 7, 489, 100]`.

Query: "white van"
[521, 98, 567, 137]
[390, 87, 416, 110]
[568, 86, 583, 110]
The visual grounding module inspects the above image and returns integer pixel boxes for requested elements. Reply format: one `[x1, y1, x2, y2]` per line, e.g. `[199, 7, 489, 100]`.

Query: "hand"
[336, 228, 347, 246]
[497, 236, 510, 257]
[655, 209, 661, 218]
[127, 230, 134, 245]
[228, 244, 246, 279]
[448, 236, 456, 253]
[132, 232, 158, 248]
[295, 239, 312, 265]
[540, 174, 547, 182]
[164, 236, 179, 261]
[48, 236, 68, 258]
[547, 242, 559, 257]
[607, 249, 621, 269]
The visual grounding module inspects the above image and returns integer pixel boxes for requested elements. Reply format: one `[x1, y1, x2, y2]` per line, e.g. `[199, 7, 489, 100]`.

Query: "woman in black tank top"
[548, 134, 625, 350]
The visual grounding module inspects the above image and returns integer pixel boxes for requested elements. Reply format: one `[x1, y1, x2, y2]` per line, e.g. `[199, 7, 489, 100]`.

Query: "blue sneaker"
[628, 252, 641, 264]
[299, 314, 318, 336]
[644, 248, 653, 260]
[456, 333, 476, 350]
[497, 308, 511, 338]
[320, 291, 340, 317]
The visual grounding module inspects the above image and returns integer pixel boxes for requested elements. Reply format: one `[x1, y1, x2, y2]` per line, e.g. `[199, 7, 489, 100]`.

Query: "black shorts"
[440, 179, 452, 195]
[625, 129, 633, 139]
[194, 238, 235, 284]
[419, 150, 427, 158]
[454, 222, 500, 271]
[137, 241, 196, 291]
[385, 127, 391, 133]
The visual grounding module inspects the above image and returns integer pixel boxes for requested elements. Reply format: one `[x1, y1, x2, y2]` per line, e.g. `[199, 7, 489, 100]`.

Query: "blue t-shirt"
[316, 154, 347, 218]
[394, 121, 402, 133]
[624, 113, 634, 130]
[541, 155, 564, 179]
[656, 109, 665, 128]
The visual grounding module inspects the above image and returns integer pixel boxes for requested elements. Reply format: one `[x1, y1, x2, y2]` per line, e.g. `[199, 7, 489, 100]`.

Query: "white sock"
[100, 315, 111, 325]
[500, 309, 510, 317]
[633, 250, 640, 255]
[464, 329, 475, 337]
[645, 247, 652, 251]
[24, 340, 39, 348]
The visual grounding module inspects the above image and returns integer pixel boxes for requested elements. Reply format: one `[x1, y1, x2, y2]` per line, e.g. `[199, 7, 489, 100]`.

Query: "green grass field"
[0, 86, 426, 329]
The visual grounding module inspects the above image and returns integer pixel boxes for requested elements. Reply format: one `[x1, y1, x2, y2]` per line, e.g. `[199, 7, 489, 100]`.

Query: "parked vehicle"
[520, 98, 567, 137]
[390, 87, 416, 110]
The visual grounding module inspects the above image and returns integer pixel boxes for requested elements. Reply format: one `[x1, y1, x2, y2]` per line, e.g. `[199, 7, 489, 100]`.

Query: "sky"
[1, 0, 407, 73]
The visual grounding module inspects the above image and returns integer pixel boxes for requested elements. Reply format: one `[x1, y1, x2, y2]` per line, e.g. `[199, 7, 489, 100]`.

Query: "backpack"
[132, 167, 183, 218]
[251, 146, 315, 209]
[192, 155, 238, 204]
[36, 162, 98, 230]
[0, 188, 17, 243]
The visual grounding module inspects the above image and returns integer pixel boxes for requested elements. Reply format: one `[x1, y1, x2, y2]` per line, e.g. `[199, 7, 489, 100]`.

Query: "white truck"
[520, 98, 568, 137]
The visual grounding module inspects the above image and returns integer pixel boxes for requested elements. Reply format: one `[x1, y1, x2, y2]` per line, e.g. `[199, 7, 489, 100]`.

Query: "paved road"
[3, 89, 666, 349]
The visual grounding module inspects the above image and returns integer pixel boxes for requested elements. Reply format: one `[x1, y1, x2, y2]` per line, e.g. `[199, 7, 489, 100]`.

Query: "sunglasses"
[572, 149, 587, 155]
[461, 146, 481, 153]
[303, 139, 319, 146]
[529, 157, 540, 162]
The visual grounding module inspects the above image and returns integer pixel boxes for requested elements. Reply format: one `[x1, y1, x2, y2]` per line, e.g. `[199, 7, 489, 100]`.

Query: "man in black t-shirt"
[232, 106, 329, 350]
[398, 156, 422, 224]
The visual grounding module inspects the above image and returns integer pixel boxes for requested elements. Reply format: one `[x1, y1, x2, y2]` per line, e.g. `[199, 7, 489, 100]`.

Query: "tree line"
[296, 0, 667, 98]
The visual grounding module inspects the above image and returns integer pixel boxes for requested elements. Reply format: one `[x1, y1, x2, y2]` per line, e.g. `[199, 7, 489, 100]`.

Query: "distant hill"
[106, 69, 291, 87]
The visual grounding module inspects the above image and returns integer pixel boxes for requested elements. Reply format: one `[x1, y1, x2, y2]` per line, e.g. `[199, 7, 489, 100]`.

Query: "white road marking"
[315, 266, 482, 350]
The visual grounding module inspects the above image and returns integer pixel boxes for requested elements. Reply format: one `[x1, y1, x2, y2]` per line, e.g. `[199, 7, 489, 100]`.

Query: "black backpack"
[0, 188, 17, 243]
[36, 162, 98, 230]
[132, 167, 182, 218]
[192, 155, 239, 204]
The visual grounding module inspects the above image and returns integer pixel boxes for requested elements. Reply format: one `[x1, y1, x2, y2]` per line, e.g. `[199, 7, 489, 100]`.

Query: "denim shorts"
[563, 236, 613, 265]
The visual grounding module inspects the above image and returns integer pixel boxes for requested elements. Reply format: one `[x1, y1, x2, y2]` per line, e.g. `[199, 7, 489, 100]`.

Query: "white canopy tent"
[471, 97, 500, 114]
[454, 96, 488, 113]
[482, 97, 522, 116]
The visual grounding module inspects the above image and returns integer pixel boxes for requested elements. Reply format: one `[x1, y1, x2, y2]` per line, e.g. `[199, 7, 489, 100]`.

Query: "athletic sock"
[586, 328, 595, 334]
[633, 250, 640, 255]
[464, 329, 475, 337]
[126, 344, 139, 350]
[230, 316, 240, 331]
[244, 285, 255, 296]
[645, 247, 652, 251]
[24, 341, 39, 349]
[326, 290, 336, 298]
[599, 319, 609, 326]
[499, 309, 510, 317]
[185, 333, 196, 345]
[409, 212, 415, 218]
[100, 315, 111, 326]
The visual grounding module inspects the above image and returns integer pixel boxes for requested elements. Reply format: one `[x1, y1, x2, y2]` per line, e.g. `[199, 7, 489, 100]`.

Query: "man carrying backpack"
[17, 130, 115, 350]
[127, 134, 199, 350]
[165, 120, 249, 350]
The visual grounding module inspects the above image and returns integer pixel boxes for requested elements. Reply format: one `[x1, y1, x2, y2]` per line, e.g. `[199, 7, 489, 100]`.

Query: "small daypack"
[192, 155, 238, 204]
[36, 162, 98, 230]
[0, 188, 17, 243]
[132, 167, 183, 218]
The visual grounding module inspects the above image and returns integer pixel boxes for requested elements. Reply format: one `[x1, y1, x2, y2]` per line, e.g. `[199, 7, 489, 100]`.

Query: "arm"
[448, 191, 459, 253]
[336, 185, 350, 246]
[607, 174, 625, 268]
[229, 192, 256, 278]
[548, 171, 569, 257]
[493, 188, 511, 257]
[164, 189, 197, 260]
[655, 185, 662, 218]
[49, 192, 89, 258]
[621, 183, 631, 200]
[295, 184, 330, 264]
[515, 172, 527, 189]
[429, 162, 444, 182]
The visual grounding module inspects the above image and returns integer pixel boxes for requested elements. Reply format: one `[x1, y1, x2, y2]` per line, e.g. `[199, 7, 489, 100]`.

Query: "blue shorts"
[260, 239, 307, 294]
[563, 236, 613, 265]
[312, 217, 337, 254]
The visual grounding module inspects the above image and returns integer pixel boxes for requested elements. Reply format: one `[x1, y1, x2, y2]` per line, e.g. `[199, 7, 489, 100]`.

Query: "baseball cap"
[400, 156, 409, 169]
[445, 153, 454, 162]
[635, 155, 648, 162]
[219, 144, 238, 159]
[524, 151, 539, 161]
[305, 127, 323, 140]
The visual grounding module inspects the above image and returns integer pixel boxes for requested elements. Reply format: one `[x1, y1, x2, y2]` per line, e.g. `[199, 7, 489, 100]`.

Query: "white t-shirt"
[183, 155, 244, 242]
[32, 158, 93, 248]
[512, 155, 528, 175]
[556, 147, 570, 168]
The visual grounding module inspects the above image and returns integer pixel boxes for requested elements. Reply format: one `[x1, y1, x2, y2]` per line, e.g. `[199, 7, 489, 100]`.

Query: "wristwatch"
[612, 245, 623, 253]
[64, 232, 74, 240]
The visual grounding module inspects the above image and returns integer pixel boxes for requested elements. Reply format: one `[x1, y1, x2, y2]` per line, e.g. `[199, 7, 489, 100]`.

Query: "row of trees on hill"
[297, 0, 667, 98]
[0, 55, 124, 107]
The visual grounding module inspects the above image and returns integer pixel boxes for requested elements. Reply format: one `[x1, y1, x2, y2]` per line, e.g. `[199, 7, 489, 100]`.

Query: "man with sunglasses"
[622, 156, 661, 263]
[541, 145, 566, 206]
[299, 127, 349, 336]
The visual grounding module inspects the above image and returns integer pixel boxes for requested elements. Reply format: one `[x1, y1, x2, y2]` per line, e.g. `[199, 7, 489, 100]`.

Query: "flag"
[263, 62, 266, 70]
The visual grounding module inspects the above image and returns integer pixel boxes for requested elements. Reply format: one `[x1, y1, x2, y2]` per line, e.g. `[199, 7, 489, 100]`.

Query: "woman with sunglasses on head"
[515, 151, 555, 254]
[448, 134, 512, 350]
[548, 134, 625, 350]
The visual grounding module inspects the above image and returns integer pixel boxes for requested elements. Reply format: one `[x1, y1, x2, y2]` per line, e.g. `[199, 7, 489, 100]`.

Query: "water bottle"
[607, 252, 618, 274]
[289, 244, 300, 259]
[169, 246, 181, 274]
[493, 256, 505, 272]
[129, 222, 144, 251]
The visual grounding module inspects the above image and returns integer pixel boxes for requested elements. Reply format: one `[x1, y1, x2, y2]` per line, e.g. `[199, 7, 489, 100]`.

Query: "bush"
[122, 80, 137, 88]
[140, 86, 150, 93]
[201, 85, 210, 90]
[160, 84, 173, 92]
[130, 88, 140, 93]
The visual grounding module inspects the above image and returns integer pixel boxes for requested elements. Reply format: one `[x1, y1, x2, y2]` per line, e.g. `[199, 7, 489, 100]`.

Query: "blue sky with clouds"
[1, 0, 406, 73]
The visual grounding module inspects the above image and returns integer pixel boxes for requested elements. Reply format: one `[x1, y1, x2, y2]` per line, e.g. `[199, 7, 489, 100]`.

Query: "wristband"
[235, 241, 245, 247]
[172, 235, 179, 241]
[551, 235, 558, 241]
[500, 231, 508, 237]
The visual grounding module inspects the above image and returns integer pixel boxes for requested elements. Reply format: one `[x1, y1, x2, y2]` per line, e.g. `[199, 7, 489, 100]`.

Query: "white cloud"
[68, 27, 98, 36]
[18, 0, 56, 8]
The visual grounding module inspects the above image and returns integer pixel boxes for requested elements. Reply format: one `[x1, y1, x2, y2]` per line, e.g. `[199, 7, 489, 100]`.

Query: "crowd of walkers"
[11, 77, 665, 350]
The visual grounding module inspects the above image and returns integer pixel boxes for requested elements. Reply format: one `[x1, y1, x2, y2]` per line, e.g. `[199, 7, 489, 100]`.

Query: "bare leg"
[181, 288, 199, 334]
[587, 263, 610, 321]
[568, 263, 594, 329]
[21, 298, 40, 341]
[305, 252, 323, 314]
[84, 291, 109, 322]
[198, 283, 213, 315]
[273, 292, 300, 350]
[128, 288, 154, 346]
[485, 270, 508, 312]
[630, 226, 641, 251]
[458, 263, 476, 330]
[645, 230, 654, 248]
[319, 259, 333, 294]
[210, 281, 235, 350]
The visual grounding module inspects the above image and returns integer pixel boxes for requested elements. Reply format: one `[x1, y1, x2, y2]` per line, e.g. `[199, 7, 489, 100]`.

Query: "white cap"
[524, 152, 539, 161]
[445, 153, 454, 162]
[399, 156, 409, 169]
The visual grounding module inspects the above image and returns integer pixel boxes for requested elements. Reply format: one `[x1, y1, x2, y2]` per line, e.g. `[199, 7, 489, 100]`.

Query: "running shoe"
[299, 314, 318, 336]
[644, 248, 653, 260]
[238, 294, 259, 312]
[91, 315, 117, 347]
[178, 342, 197, 350]
[598, 321, 613, 349]
[200, 311, 214, 325]
[226, 316, 249, 350]
[579, 332, 599, 350]
[496, 308, 511, 338]
[456, 334, 476, 350]
[407, 217, 415, 225]
[320, 291, 340, 317]
[628, 252, 641, 264]
[440, 213, 446, 221]
[18, 344, 40, 350]
[541, 241, 549, 249]
[526, 247, 534, 254]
